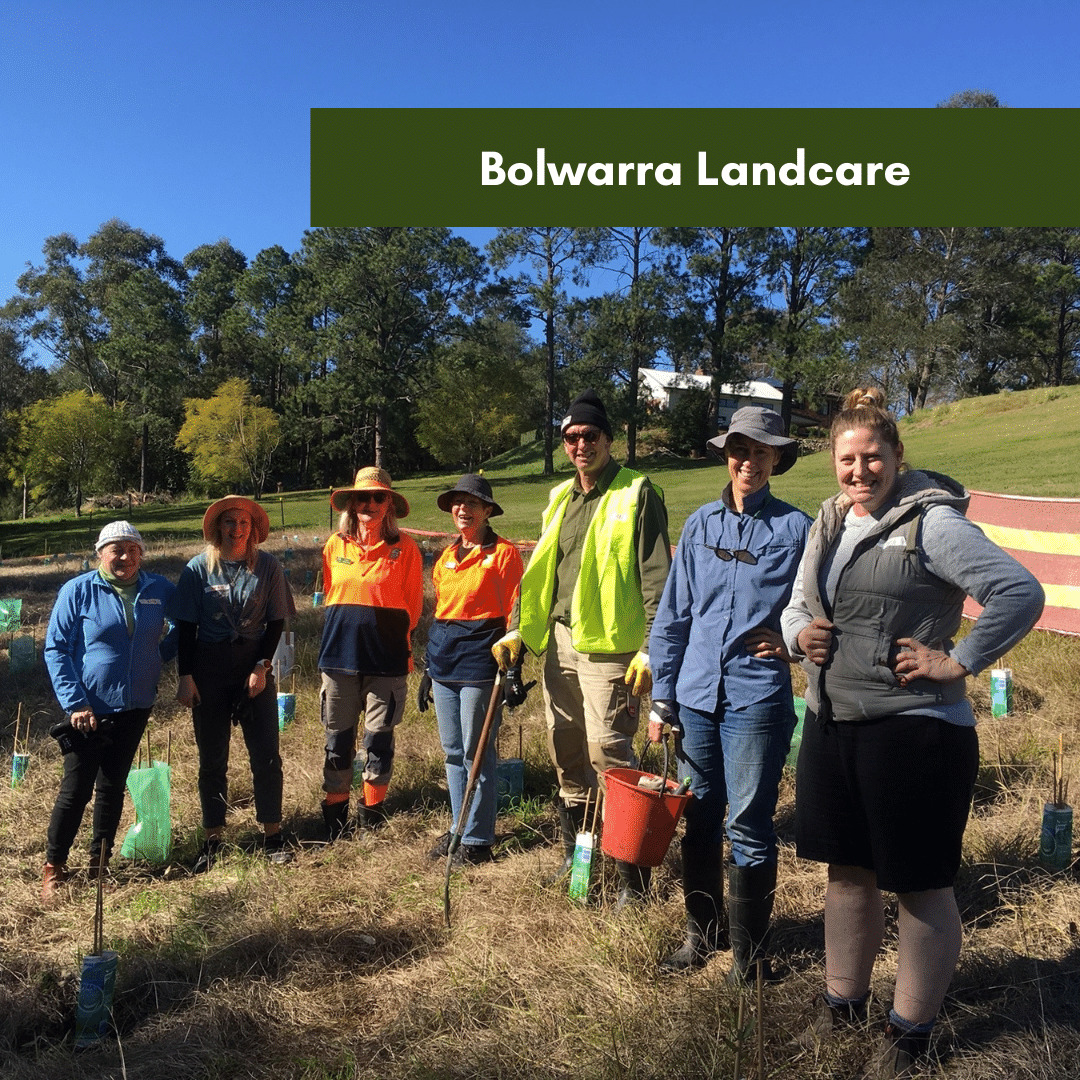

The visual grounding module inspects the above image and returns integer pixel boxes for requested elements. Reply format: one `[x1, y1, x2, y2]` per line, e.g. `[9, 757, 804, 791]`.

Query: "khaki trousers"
[543, 620, 640, 805]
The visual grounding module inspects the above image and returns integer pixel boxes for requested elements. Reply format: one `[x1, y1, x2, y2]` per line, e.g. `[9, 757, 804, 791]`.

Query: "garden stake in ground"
[73, 847, 119, 1049]
[443, 673, 504, 930]
[10, 702, 29, 787]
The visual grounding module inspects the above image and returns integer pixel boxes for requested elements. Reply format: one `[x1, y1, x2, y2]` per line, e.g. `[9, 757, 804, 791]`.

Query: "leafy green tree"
[183, 239, 249, 383]
[1030, 228, 1080, 387]
[11, 391, 130, 515]
[228, 245, 305, 408]
[299, 227, 485, 471]
[176, 378, 281, 498]
[585, 228, 671, 465]
[488, 228, 603, 474]
[6, 220, 191, 493]
[936, 90, 1005, 108]
[416, 317, 540, 470]
[100, 266, 192, 493]
[661, 386, 711, 456]
[839, 227, 1033, 410]
[654, 227, 768, 432]
[753, 227, 865, 426]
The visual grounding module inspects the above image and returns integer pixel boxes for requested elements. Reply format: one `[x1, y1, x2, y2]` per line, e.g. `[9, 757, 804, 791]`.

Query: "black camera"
[49, 717, 115, 754]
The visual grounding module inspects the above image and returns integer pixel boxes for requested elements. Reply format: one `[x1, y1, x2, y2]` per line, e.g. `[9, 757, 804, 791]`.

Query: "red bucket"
[600, 767, 692, 868]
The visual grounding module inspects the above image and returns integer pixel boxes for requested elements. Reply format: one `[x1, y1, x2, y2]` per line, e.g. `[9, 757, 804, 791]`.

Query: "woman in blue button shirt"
[649, 407, 809, 981]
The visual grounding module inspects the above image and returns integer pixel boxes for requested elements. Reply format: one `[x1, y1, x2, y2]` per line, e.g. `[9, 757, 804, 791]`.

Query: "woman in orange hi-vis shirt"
[318, 467, 423, 840]
[419, 474, 523, 866]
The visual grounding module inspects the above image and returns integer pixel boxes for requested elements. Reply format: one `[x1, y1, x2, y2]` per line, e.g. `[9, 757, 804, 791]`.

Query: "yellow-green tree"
[176, 378, 280, 497]
[12, 390, 130, 515]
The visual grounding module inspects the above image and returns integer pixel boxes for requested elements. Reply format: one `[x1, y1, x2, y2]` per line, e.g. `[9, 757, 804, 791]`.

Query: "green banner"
[311, 108, 1079, 226]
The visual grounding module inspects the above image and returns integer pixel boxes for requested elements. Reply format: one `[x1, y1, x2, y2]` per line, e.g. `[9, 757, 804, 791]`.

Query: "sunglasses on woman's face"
[356, 492, 388, 505]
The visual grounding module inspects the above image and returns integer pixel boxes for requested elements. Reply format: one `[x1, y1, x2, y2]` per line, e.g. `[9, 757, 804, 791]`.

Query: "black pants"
[192, 639, 283, 829]
[46, 708, 151, 866]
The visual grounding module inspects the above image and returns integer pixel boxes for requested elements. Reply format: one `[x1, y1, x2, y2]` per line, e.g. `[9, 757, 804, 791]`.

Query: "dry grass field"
[1, 537, 1078, 1079]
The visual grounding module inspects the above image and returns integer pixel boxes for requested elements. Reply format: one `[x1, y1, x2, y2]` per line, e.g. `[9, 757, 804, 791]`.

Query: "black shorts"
[795, 709, 979, 893]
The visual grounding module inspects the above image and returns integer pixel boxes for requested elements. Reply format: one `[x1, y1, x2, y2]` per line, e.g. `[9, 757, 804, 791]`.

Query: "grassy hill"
[3, 385, 1076, 560]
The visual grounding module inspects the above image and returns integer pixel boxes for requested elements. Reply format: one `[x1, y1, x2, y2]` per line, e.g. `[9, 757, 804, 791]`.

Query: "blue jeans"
[676, 699, 796, 867]
[433, 681, 501, 846]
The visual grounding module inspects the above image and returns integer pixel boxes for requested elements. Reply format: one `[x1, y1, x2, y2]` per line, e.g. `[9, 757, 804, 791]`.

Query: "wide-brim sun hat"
[707, 406, 799, 475]
[330, 466, 410, 518]
[202, 495, 271, 543]
[437, 473, 503, 516]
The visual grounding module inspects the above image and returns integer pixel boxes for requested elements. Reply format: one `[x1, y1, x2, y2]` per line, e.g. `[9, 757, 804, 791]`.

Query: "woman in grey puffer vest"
[781, 388, 1044, 1079]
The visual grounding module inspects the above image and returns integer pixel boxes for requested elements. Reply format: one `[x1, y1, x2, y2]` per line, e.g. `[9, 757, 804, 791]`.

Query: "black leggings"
[191, 639, 283, 829]
[46, 708, 151, 866]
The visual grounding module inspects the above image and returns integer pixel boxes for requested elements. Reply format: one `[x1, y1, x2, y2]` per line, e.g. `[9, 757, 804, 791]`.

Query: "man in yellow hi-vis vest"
[492, 390, 671, 907]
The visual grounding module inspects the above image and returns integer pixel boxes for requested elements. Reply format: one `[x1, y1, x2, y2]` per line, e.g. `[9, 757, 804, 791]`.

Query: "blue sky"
[1, 1, 1077, 305]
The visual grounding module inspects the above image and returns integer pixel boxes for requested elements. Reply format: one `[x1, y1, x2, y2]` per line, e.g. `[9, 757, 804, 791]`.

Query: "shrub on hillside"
[661, 388, 711, 456]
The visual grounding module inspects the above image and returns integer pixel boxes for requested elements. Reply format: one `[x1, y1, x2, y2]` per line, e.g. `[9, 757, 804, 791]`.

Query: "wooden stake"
[146, 728, 152, 767]
[93, 846, 106, 956]
[733, 993, 744, 1080]
[590, 789, 603, 835]
[756, 960, 765, 1080]
[167, 728, 172, 767]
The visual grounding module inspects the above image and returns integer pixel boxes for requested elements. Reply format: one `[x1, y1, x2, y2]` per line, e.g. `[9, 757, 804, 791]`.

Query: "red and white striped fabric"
[963, 490, 1080, 636]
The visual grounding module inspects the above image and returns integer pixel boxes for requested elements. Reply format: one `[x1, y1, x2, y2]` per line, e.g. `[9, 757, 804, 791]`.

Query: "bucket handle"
[637, 733, 674, 795]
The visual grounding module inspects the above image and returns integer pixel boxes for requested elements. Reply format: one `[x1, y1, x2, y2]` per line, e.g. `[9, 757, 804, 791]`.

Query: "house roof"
[639, 368, 783, 402]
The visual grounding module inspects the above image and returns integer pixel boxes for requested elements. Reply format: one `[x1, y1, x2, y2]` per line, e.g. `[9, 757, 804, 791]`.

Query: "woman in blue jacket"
[42, 521, 176, 903]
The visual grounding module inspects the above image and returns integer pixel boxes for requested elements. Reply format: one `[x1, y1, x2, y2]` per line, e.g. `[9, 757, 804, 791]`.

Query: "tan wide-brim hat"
[202, 495, 271, 543]
[330, 466, 410, 518]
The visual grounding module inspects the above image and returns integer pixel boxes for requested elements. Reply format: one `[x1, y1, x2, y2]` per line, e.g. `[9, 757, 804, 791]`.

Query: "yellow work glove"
[624, 651, 652, 697]
[491, 630, 523, 671]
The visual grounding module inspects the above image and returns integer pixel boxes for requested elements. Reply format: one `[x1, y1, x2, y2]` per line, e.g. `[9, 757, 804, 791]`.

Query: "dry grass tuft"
[2, 544, 1080, 1077]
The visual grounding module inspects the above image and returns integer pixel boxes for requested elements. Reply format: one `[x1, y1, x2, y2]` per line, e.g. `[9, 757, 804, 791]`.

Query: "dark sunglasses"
[356, 491, 389, 505]
[564, 429, 601, 446]
[711, 546, 758, 565]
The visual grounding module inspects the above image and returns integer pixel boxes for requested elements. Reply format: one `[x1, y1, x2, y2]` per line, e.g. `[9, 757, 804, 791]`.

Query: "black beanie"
[560, 389, 612, 438]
